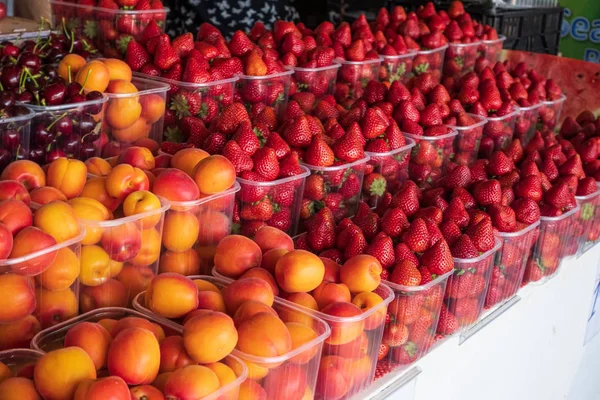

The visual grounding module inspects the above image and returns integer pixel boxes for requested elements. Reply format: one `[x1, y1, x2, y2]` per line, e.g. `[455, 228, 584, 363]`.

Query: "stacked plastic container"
[484, 221, 540, 311]
[335, 59, 383, 103]
[134, 275, 331, 400]
[480, 106, 520, 154]
[300, 157, 370, 228]
[447, 114, 488, 166]
[158, 182, 239, 276]
[575, 187, 600, 257]
[410, 45, 448, 84]
[379, 271, 453, 368]
[379, 52, 418, 86]
[522, 206, 581, 285]
[404, 130, 458, 188]
[0, 109, 34, 171]
[364, 138, 415, 207]
[236, 71, 294, 117]
[102, 77, 169, 158]
[50, 0, 169, 59]
[479, 36, 506, 64]
[31, 307, 248, 399]
[77, 196, 169, 312]
[537, 94, 567, 132]
[236, 166, 309, 236]
[443, 41, 481, 79]
[0, 348, 43, 376]
[440, 238, 502, 335]
[292, 64, 341, 106]
[514, 103, 542, 146]
[25, 97, 107, 164]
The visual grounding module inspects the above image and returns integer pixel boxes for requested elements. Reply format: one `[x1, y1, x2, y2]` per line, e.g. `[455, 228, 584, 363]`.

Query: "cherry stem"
[46, 112, 68, 131]
[79, 69, 91, 94]
[69, 30, 75, 54]
[67, 65, 72, 84]
[24, 68, 38, 88]
[13, 144, 20, 161]
[0, 82, 4, 91]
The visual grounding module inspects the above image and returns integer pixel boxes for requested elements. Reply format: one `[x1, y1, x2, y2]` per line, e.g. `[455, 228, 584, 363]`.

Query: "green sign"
[560, 1, 600, 62]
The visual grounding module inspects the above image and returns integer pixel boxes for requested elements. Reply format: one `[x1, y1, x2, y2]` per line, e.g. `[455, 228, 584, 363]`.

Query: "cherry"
[80, 142, 98, 160]
[16, 92, 33, 103]
[1, 65, 22, 89]
[60, 135, 81, 155]
[2, 129, 20, 151]
[85, 91, 104, 114]
[13, 106, 31, 117]
[0, 91, 15, 108]
[66, 82, 83, 98]
[0, 149, 11, 171]
[42, 83, 67, 106]
[28, 147, 46, 164]
[78, 114, 96, 136]
[32, 124, 55, 146]
[2, 44, 19, 58]
[46, 149, 66, 162]
[51, 115, 73, 136]
[46, 48, 66, 64]
[42, 65, 58, 81]
[68, 94, 86, 103]
[18, 52, 41, 73]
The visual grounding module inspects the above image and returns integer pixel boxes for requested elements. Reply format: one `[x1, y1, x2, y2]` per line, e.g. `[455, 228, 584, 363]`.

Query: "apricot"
[164, 365, 220, 399]
[197, 210, 231, 246]
[130, 385, 166, 400]
[159, 336, 196, 373]
[0, 222, 12, 260]
[152, 168, 200, 202]
[162, 210, 199, 252]
[111, 117, 151, 142]
[130, 228, 161, 266]
[275, 250, 325, 293]
[115, 264, 155, 305]
[321, 302, 364, 345]
[253, 226, 294, 252]
[222, 277, 274, 314]
[0, 160, 45, 190]
[106, 98, 141, 129]
[74, 376, 130, 400]
[171, 148, 209, 177]
[80, 245, 113, 287]
[286, 322, 319, 364]
[76, 60, 110, 92]
[118, 146, 155, 171]
[349, 355, 372, 390]
[192, 278, 220, 293]
[239, 379, 267, 400]
[0, 273, 35, 323]
[36, 247, 80, 291]
[69, 197, 111, 245]
[0, 315, 41, 350]
[152, 372, 171, 392]
[140, 94, 166, 124]
[183, 310, 238, 364]
[107, 79, 138, 95]
[0, 362, 10, 383]
[236, 312, 292, 358]
[110, 317, 165, 341]
[0, 180, 30, 204]
[232, 300, 277, 327]
[80, 177, 120, 212]
[159, 249, 200, 275]
[146, 273, 199, 318]
[214, 235, 262, 278]
[105, 164, 150, 200]
[279, 292, 319, 328]
[312, 281, 351, 310]
[352, 291, 386, 330]
[0, 198, 32, 235]
[322, 257, 341, 283]
[33, 200, 81, 243]
[107, 327, 161, 385]
[29, 186, 67, 205]
[101, 221, 142, 262]
[340, 255, 382, 293]
[0, 377, 41, 400]
[85, 157, 113, 176]
[58, 53, 86, 81]
[35, 287, 78, 328]
[123, 191, 162, 230]
[102, 58, 133, 81]
[97, 318, 117, 335]
[261, 248, 289, 274]
[80, 278, 129, 312]
[192, 155, 236, 195]
[264, 364, 308, 400]
[323, 331, 368, 359]
[34, 347, 97, 400]
[46, 158, 87, 199]
[64, 322, 112, 370]
[316, 356, 352, 400]
[196, 290, 226, 313]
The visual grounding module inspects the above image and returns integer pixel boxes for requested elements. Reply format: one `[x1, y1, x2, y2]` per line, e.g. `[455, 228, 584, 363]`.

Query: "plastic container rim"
[518, 102, 543, 112]
[105, 76, 170, 99]
[235, 70, 294, 80]
[300, 155, 370, 172]
[365, 137, 416, 158]
[380, 50, 419, 61]
[539, 204, 580, 222]
[403, 129, 459, 141]
[0, 348, 44, 360]
[77, 196, 170, 228]
[447, 40, 482, 49]
[497, 219, 540, 238]
[482, 35, 506, 45]
[445, 113, 488, 130]
[416, 43, 449, 55]
[0, 108, 36, 124]
[453, 236, 502, 265]
[575, 187, 600, 202]
[292, 63, 342, 73]
[334, 57, 384, 66]
[236, 165, 310, 187]
[50, 0, 170, 15]
[486, 105, 520, 122]
[383, 269, 453, 293]
[542, 94, 567, 106]
[21, 96, 108, 113]
[132, 71, 239, 90]
[168, 181, 240, 208]
[0, 226, 84, 269]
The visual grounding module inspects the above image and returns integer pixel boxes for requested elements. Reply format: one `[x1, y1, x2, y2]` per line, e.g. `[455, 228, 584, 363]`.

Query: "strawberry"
[216, 103, 250, 135]
[403, 218, 430, 253]
[514, 175, 543, 202]
[266, 133, 290, 160]
[138, 19, 162, 45]
[389, 259, 421, 286]
[332, 133, 365, 163]
[440, 220, 462, 247]
[304, 174, 325, 201]
[488, 204, 517, 232]
[170, 90, 201, 118]
[544, 182, 576, 210]
[172, 32, 194, 57]
[181, 116, 208, 146]
[160, 141, 192, 155]
[390, 181, 420, 217]
[339, 172, 361, 200]
[577, 177, 598, 196]
[443, 197, 470, 228]
[473, 179, 502, 206]
[442, 165, 471, 189]
[244, 49, 267, 76]
[486, 151, 513, 177]
[419, 266, 434, 285]
[362, 108, 389, 139]
[203, 132, 227, 155]
[559, 154, 585, 178]
[345, 39, 366, 61]
[410, 312, 434, 347]
[344, 230, 368, 260]
[252, 147, 280, 181]
[125, 40, 150, 71]
[452, 187, 476, 209]
[436, 305, 458, 335]
[378, 344, 390, 362]
[363, 173, 387, 197]
[222, 140, 253, 173]
[421, 239, 454, 275]
[511, 198, 541, 225]
[154, 35, 179, 70]
[383, 322, 409, 347]
[267, 208, 292, 232]
[240, 197, 273, 221]
[394, 243, 420, 266]
[391, 343, 419, 365]
[380, 208, 409, 238]
[283, 116, 312, 148]
[307, 207, 336, 251]
[228, 30, 254, 57]
[364, 81, 388, 105]
[466, 219, 496, 252]
[451, 234, 479, 258]
[366, 233, 396, 269]
[304, 136, 334, 167]
[278, 153, 303, 178]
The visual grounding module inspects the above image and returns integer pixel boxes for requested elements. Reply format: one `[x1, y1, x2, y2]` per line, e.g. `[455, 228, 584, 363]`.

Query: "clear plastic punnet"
[440, 237, 502, 335]
[538, 94, 566, 132]
[479, 36, 506, 64]
[364, 138, 415, 207]
[24, 97, 107, 164]
[575, 188, 600, 257]
[50, 0, 169, 60]
[522, 206, 581, 285]
[292, 64, 341, 106]
[480, 105, 520, 157]
[484, 221, 540, 311]
[514, 102, 543, 146]
[443, 41, 482, 79]
[446, 113, 488, 166]
[159, 182, 240, 276]
[76, 196, 170, 312]
[403, 130, 459, 188]
[134, 275, 331, 400]
[410, 44, 448, 84]
[31, 306, 248, 400]
[236, 70, 294, 117]
[236, 166, 309, 236]
[300, 157, 370, 229]
[102, 77, 169, 158]
[0, 109, 34, 171]
[0, 348, 43, 377]
[380, 271, 453, 369]
[379, 51, 418, 86]
[335, 58, 383, 103]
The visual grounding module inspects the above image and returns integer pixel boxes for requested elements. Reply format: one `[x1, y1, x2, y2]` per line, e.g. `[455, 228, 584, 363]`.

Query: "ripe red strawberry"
[228, 30, 254, 57]
[278, 153, 303, 178]
[267, 208, 291, 232]
[362, 108, 390, 139]
[138, 19, 162, 45]
[216, 103, 250, 134]
[577, 177, 598, 196]
[332, 133, 365, 163]
[440, 220, 462, 247]
[346, 39, 366, 61]
[559, 154, 585, 178]
[443, 165, 471, 189]
[511, 197, 541, 225]
[421, 239, 454, 275]
[466, 219, 496, 252]
[339, 173, 361, 200]
[160, 141, 193, 154]
[403, 218, 430, 253]
[304, 136, 334, 167]
[443, 197, 470, 228]
[390, 181, 420, 217]
[170, 90, 201, 118]
[436, 305, 458, 335]
[222, 140, 253, 173]
[488, 204, 517, 232]
[125, 40, 150, 71]
[252, 147, 280, 181]
[172, 32, 194, 57]
[307, 207, 336, 251]
[282, 116, 312, 148]
[240, 197, 273, 222]
[486, 151, 513, 176]
[304, 175, 325, 201]
[363, 173, 387, 197]
[378, 344, 390, 361]
[514, 175, 543, 202]
[390, 259, 421, 286]
[344, 230, 368, 260]
[181, 58, 210, 84]
[366, 233, 396, 269]
[394, 243, 420, 266]
[545, 182, 576, 210]
[154, 35, 179, 70]
[473, 179, 502, 206]
[382, 323, 409, 347]
[450, 234, 479, 258]
[381, 208, 409, 238]
[203, 132, 227, 154]
[419, 103, 443, 127]
[232, 122, 260, 156]
[418, 266, 434, 285]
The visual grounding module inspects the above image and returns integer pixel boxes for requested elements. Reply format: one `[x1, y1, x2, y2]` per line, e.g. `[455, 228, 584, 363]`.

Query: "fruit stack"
[27, 307, 247, 399]
[0, 107, 35, 172]
[49, 0, 167, 60]
[559, 111, 600, 256]
[446, 113, 488, 166]
[208, 229, 394, 400]
[0, 162, 88, 350]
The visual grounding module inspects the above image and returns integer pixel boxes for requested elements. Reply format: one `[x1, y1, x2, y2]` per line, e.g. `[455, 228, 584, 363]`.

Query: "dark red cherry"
[42, 83, 67, 106]
[52, 115, 73, 136]
[32, 124, 55, 146]
[66, 82, 83, 98]
[46, 149, 66, 163]
[0, 91, 15, 108]
[1, 65, 22, 89]
[2, 129, 20, 151]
